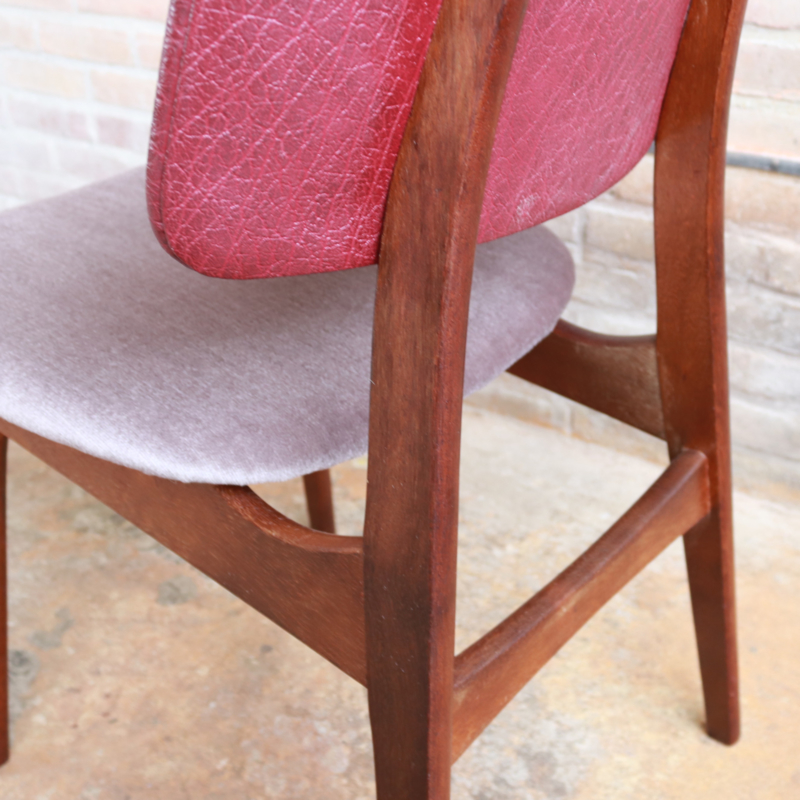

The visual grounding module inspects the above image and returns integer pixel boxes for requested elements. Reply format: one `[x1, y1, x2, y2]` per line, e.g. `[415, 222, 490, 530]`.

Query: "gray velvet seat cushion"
[0, 168, 574, 485]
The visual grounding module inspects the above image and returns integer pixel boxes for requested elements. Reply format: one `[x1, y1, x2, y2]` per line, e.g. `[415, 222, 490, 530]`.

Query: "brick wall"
[472, 2, 800, 502]
[0, 0, 166, 209]
[1, 0, 799, 500]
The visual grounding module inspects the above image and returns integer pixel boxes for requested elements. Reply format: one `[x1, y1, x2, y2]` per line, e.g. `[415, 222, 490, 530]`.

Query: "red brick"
[135, 29, 165, 70]
[8, 96, 92, 141]
[0, 10, 37, 49]
[76, 0, 170, 22]
[39, 21, 134, 66]
[3, 55, 87, 99]
[96, 114, 152, 153]
[91, 69, 157, 110]
[745, 0, 800, 30]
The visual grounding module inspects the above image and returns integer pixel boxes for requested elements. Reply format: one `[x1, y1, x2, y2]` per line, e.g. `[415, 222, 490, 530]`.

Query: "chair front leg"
[364, 482, 458, 800]
[360, 0, 530, 789]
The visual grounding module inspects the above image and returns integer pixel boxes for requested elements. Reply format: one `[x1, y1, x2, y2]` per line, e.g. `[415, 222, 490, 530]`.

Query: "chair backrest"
[147, 0, 692, 280]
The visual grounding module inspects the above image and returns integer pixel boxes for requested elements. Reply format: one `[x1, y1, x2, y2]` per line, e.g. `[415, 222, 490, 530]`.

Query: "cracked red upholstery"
[148, 0, 691, 280]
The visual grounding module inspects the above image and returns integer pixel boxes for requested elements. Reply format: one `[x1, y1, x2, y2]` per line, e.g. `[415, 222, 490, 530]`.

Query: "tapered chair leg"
[1, 434, 9, 765]
[368, 694, 452, 800]
[684, 501, 739, 745]
[302, 469, 336, 534]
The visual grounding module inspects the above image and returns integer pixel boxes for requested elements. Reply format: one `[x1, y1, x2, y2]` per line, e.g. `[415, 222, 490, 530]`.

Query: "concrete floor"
[1, 405, 799, 799]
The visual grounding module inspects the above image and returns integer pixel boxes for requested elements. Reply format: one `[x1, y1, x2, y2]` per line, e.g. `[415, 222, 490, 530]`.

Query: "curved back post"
[363, 0, 529, 793]
[654, 0, 748, 744]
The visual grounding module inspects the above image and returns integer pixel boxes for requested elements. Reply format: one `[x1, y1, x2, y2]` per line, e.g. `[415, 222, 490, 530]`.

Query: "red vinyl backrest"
[147, 0, 691, 280]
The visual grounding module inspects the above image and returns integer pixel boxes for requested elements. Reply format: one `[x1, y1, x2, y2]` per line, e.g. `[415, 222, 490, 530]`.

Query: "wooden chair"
[0, 0, 745, 795]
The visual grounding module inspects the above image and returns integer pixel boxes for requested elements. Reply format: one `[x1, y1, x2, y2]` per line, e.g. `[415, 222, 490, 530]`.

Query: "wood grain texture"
[0, 419, 367, 685]
[0, 434, 7, 766]
[363, 0, 530, 796]
[509, 320, 665, 438]
[303, 470, 336, 534]
[451, 449, 711, 761]
[654, 0, 747, 746]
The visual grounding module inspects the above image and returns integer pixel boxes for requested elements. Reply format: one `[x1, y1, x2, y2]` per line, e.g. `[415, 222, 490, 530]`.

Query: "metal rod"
[648, 142, 800, 177]
[725, 151, 800, 177]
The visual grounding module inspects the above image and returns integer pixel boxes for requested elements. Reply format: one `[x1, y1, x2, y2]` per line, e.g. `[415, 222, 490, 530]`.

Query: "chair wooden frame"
[1, 0, 745, 795]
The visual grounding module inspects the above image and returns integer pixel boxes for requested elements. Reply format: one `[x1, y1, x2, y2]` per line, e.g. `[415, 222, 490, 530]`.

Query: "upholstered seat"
[0, 167, 574, 485]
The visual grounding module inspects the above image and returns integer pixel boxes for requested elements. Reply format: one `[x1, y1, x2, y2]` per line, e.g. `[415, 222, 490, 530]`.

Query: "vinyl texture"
[147, 0, 691, 279]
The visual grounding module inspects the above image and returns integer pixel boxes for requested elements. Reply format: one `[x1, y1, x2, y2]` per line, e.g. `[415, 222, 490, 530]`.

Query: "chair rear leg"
[683, 497, 739, 745]
[1, 434, 8, 764]
[302, 469, 335, 533]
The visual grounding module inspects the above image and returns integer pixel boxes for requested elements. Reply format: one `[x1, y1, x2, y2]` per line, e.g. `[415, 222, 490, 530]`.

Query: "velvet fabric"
[0, 169, 574, 485]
